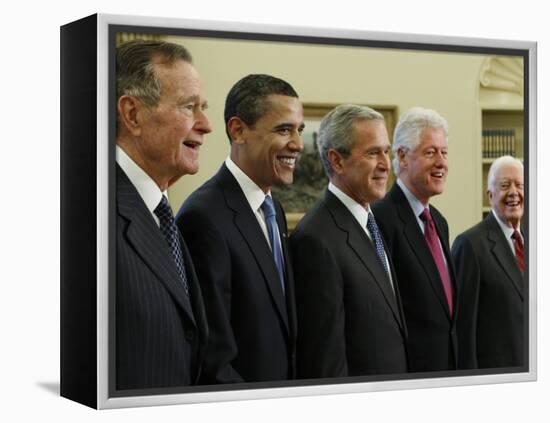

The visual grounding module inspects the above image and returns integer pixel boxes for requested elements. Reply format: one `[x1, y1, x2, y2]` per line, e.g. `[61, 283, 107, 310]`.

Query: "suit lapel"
[390, 184, 452, 319]
[324, 191, 404, 331]
[216, 165, 290, 333]
[486, 213, 524, 299]
[117, 165, 196, 326]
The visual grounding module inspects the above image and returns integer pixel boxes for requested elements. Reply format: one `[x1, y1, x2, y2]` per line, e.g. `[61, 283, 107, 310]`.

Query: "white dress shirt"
[225, 157, 272, 247]
[116, 145, 168, 227]
[492, 209, 523, 255]
[328, 182, 394, 291]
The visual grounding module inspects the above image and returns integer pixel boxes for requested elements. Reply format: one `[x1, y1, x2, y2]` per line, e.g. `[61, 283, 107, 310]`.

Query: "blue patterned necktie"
[261, 195, 286, 295]
[366, 212, 390, 276]
[154, 195, 189, 295]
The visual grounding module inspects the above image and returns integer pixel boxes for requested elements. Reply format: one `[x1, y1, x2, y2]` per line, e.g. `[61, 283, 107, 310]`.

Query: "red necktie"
[419, 208, 453, 315]
[512, 230, 524, 272]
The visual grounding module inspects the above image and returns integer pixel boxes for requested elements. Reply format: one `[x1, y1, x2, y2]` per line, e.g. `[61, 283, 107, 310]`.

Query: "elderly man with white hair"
[372, 107, 458, 372]
[452, 156, 525, 369]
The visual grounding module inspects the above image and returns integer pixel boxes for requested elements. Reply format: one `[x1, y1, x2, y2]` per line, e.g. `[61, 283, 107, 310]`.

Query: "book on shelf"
[482, 128, 516, 159]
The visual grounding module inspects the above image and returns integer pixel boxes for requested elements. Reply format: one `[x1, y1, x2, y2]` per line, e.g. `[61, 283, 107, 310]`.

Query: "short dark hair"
[116, 40, 193, 108]
[224, 74, 299, 142]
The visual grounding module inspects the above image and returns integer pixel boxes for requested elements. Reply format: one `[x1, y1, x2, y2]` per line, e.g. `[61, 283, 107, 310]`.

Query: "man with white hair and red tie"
[372, 107, 458, 372]
[452, 156, 525, 369]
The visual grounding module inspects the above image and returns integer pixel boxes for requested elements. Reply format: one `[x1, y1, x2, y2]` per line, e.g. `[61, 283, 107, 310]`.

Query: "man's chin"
[373, 191, 387, 201]
[429, 185, 445, 197]
[273, 175, 294, 187]
[180, 162, 199, 175]
[505, 211, 523, 224]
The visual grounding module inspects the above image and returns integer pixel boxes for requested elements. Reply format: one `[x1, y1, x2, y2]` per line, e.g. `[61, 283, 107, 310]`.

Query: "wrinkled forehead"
[417, 126, 448, 147]
[352, 119, 389, 146]
[155, 59, 203, 97]
[153, 57, 196, 78]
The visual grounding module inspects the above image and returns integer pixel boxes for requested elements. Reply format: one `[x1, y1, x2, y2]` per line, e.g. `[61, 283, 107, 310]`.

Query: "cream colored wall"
[165, 35, 488, 241]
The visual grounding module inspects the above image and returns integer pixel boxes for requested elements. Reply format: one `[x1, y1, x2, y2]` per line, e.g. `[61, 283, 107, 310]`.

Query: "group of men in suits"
[114, 39, 526, 390]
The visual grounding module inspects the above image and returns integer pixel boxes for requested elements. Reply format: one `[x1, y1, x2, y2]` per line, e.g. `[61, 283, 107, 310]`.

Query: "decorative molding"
[480, 56, 523, 95]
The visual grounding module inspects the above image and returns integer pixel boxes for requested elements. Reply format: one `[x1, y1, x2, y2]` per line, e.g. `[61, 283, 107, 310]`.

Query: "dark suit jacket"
[290, 191, 408, 378]
[372, 183, 458, 372]
[451, 212, 525, 369]
[116, 165, 208, 390]
[176, 164, 297, 384]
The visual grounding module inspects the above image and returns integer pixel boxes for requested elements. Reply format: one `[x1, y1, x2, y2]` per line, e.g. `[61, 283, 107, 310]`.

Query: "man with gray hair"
[452, 156, 525, 369]
[115, 40, 212, 389]
[291, 104, 408, 378]
[372, 107, 458, 372]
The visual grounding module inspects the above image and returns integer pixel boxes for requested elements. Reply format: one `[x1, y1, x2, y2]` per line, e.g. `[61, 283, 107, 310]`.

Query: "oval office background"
[112, 31, 528, 389]
[3, 0, 546, 421]
[116, 33, 526, 243]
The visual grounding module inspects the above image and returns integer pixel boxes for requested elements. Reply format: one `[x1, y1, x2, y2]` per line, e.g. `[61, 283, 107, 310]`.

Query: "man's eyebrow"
[273, 122, 304, 130]
[273, 123, 292, 130]
[178, 94, 200, 104]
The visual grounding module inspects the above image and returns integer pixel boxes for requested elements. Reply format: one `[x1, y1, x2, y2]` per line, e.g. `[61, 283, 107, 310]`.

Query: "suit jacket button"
[185, 330, 195, 341]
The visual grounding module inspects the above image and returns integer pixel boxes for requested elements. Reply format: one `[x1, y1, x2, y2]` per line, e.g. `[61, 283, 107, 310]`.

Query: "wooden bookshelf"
[480, 109, 524, 219]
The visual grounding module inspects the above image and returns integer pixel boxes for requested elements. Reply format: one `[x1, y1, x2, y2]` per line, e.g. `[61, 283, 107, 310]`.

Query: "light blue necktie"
[261, 195, 286, 295]
[366, 212, 390, 276]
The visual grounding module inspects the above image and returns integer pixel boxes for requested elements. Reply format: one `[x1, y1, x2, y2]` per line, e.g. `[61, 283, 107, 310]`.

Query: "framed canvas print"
[60, 13, 537, 409]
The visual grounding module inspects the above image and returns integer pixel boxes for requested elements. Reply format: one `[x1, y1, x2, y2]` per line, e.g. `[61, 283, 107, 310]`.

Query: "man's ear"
[397, 147, 408, 170]
[118, 95, 145, 137]
[487, 188, 493, 203]
[328, 149, 345, 175]
[227, 117, 247, 145]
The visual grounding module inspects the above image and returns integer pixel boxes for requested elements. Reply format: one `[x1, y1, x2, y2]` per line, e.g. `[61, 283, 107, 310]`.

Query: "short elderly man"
[452, 156, 525, 369]
[176, 74, 304, 383]
[291, 104, 408, 378]
[372, 107, 458, 372]
[115, 40, 212, 389]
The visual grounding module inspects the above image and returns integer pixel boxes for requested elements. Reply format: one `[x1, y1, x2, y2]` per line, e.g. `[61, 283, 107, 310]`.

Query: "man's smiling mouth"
[277, 156, 297, 167]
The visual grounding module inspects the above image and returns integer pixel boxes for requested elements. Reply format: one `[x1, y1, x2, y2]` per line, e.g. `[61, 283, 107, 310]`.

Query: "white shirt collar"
[492, 209, 522, 242]
[116, 145, 167, 217]
[328, 182, 371, 228]
[225, 156, 269, 213]
[397, 178, 428, 218]
[328, 182, 394, 290]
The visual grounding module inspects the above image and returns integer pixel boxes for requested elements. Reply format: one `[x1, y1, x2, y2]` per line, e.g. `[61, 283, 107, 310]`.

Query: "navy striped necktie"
[154, 195, 189, 294]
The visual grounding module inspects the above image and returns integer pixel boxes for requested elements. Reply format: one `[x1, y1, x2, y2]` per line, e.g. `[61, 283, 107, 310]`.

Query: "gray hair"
[487, 155, 524, 191]
[317, 104, 385, 177]
[392, 107, 449, 175]
[116, 40, 193, 108]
